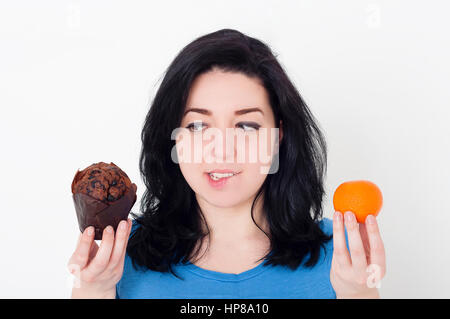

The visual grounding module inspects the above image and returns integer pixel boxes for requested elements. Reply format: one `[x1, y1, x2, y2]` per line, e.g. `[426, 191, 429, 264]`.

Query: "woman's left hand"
[330, 211, 386, 299]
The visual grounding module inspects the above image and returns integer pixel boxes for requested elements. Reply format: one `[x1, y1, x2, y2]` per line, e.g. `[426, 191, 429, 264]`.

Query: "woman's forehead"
[185, 70, 271, 114]
[183, 106, 266, 118]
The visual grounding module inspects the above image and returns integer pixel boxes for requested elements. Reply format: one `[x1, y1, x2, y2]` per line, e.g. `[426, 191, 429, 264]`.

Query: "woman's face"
[176, 68, 282, 208]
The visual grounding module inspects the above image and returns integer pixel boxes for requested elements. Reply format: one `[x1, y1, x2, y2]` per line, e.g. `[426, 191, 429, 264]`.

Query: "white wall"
[1, 0, 449, 298]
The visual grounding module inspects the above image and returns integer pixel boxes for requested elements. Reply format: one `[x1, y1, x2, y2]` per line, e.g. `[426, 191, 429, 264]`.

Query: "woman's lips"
[204, 172, 240, 189]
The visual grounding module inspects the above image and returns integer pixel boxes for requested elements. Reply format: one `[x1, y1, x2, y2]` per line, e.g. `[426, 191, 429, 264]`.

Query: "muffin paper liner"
[72, 179, 137, 240]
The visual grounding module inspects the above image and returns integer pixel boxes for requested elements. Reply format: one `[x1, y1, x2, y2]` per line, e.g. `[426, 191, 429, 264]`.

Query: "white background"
[1, 0, 449, 298]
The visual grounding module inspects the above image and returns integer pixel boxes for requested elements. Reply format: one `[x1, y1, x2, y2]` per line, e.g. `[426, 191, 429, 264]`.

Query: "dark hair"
[127, 28, 332, 279]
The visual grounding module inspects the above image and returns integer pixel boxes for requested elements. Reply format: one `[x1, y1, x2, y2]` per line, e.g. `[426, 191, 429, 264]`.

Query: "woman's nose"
[208, 127, 236, 163]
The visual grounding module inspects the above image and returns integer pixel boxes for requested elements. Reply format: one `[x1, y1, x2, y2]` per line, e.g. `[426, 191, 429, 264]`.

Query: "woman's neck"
[189, 193, 271, 270]
[195, 192, 270, 243]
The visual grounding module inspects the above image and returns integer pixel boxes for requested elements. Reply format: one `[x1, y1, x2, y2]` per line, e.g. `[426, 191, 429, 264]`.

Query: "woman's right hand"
[68, 218, 132, 299]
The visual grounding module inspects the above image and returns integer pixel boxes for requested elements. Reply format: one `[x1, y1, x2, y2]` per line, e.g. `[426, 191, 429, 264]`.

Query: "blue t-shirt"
[116, 217, 339, 299]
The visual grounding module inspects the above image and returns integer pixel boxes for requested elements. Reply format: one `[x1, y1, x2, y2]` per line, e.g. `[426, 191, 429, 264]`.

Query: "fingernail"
[119, 220, 127, 230]
[333, 211, 342, 222]
[344, 211, 355, 223]
[366, 214, 375, 225]
[87, 227, 94, 236]
[106, 226, 113, 234]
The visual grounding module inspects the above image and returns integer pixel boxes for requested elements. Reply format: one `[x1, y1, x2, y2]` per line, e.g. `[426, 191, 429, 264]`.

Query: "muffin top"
[72, 162, 132, 203]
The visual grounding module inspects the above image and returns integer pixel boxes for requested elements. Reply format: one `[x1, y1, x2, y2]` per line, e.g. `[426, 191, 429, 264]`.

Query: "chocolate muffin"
[72, 162, 132, 203]
[71, 162, 137, 240]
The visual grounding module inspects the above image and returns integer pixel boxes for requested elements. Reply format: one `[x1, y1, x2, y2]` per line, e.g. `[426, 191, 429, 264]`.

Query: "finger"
[126, 218, 133, 235]
[68, 226, 95, 271]
[344, 211, 368, 271]
[86, 240, 99, 266]
[108, 220, 131, 270]
[358, 223, 371, 263]
[84, 225, 115, 276]
[120, 218, 133, 258]
[365, 214, 386, 277]
[116, 219, 133, 270]
[332, 211, 351, 268]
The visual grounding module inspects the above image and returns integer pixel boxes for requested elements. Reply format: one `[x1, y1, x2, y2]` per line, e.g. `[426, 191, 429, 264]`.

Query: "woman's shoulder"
[316, 217, 334, 265]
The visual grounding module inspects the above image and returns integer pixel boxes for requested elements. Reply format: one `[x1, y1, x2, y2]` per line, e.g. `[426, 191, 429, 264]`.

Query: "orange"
[333, 180, 383, 224]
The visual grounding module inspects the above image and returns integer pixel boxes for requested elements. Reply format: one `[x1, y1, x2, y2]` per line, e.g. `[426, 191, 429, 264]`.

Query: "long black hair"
[127, 28, 332, 279]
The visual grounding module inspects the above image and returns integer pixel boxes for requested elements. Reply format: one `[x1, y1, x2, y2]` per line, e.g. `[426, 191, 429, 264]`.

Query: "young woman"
[69, 29, 386, 299]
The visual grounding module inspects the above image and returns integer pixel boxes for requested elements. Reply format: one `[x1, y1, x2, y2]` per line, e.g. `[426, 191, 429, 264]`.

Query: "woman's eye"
[186, 122, 206, 132]
[237, 122, 260, 132]
[185, 122, 260, 132]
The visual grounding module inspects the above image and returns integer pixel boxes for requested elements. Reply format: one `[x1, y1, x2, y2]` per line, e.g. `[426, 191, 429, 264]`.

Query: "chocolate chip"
[107, 194, 116, 201]
[111, 180, 117, 186]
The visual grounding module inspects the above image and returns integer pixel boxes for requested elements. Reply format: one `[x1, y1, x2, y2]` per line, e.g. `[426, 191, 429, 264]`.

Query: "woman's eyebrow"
[235, 107, 264, 116]
[183, 107, 264, 117]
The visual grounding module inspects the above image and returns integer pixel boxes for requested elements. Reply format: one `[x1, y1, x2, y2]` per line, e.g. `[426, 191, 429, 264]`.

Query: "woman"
[69, 29, 386, 299]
